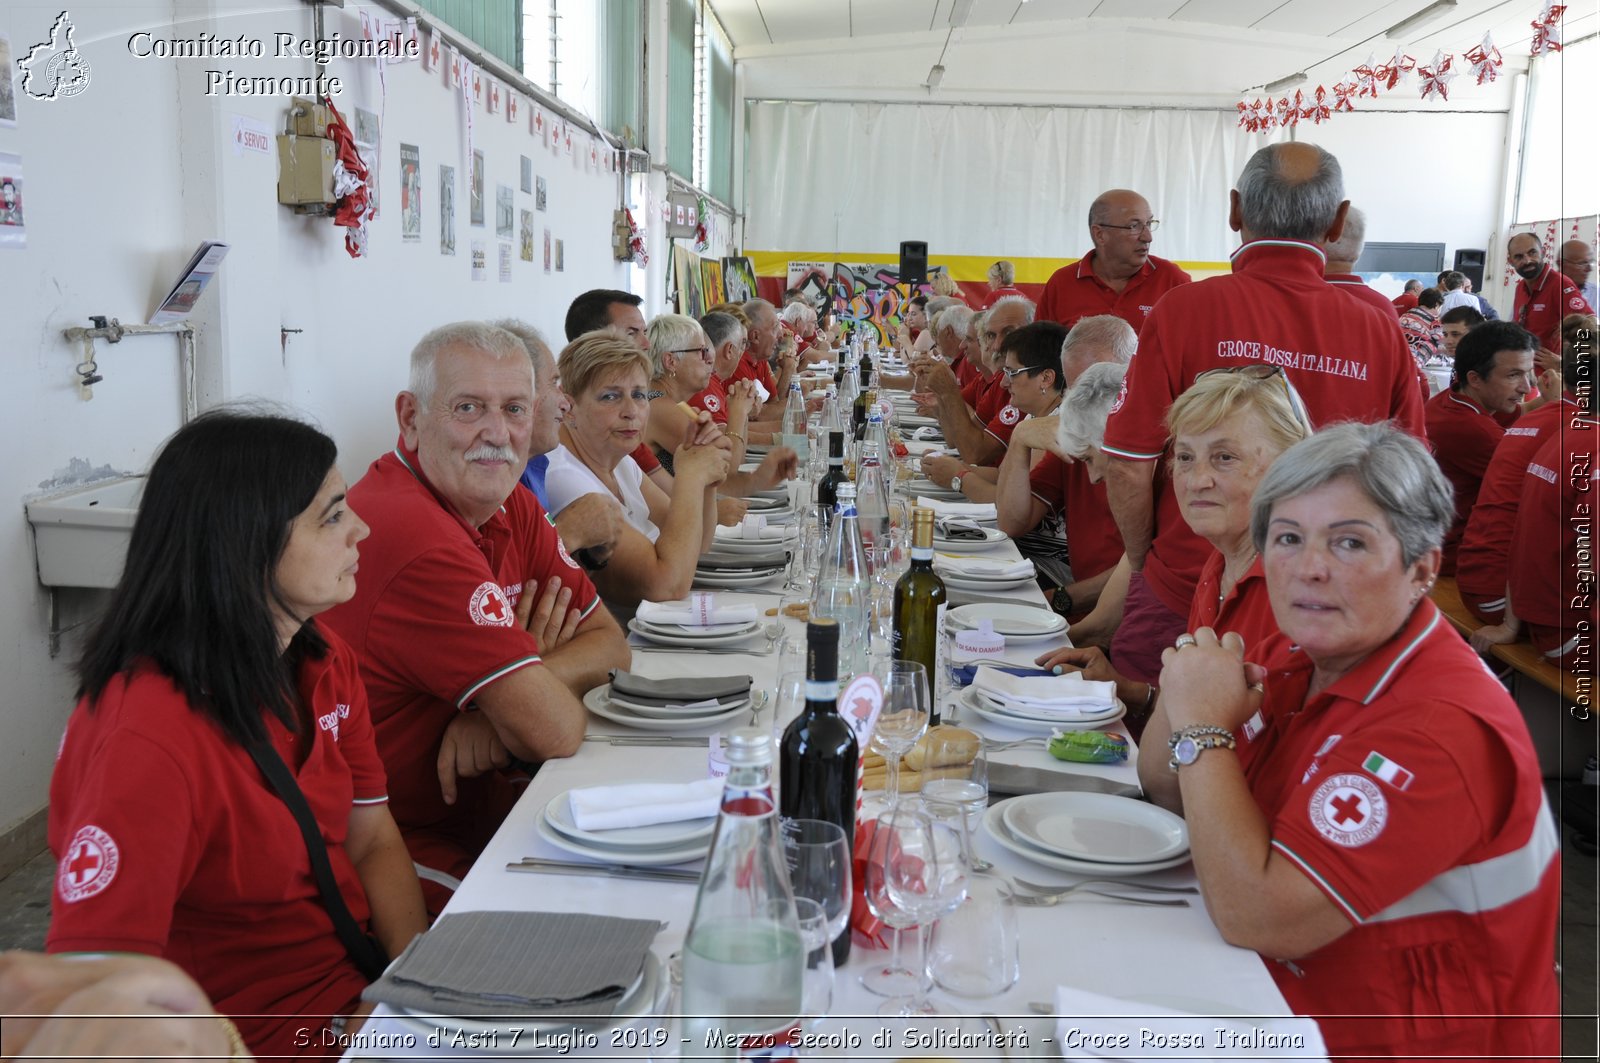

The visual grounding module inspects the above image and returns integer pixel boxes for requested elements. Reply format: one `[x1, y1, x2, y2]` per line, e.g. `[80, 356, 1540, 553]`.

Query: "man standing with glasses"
[1096, 143, 1427, 693]
[1037, 189, 1192, 331]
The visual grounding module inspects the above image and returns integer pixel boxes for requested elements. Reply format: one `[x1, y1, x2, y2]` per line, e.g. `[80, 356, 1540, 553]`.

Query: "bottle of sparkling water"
[782, 382, 807, 460]
[813, 481, 871, 679]
[682, 730, 803, 1061]
[855, 441, 892, 569]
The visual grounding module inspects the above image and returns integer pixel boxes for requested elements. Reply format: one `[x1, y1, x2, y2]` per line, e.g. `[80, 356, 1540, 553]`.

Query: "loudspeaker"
[899, 241, 928, 287]
[1454, 249, 1486, 292]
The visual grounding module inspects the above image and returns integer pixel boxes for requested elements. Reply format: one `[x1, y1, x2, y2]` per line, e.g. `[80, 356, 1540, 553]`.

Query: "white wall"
[0, 0, 631, 845]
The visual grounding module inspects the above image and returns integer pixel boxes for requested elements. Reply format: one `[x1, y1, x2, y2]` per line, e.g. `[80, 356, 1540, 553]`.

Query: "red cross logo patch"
[469, 581, 514, 627]
[702, 394, 722, 413]
[58, 825, 119, 903]
[1109, 374, 1129, 415]
[998, 405, 1021, 426]
[1571, 295, 1589, 311]
[1308, 773, 1387, 847]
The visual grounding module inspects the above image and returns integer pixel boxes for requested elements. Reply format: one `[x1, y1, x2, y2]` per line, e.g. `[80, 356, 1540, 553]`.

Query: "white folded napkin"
[567, 778, 724, 831]
[1053, 985, 1328, 1061]
[973, 665, 1116, 712]
[917, 496, 998, 521]
[636, 594, 759, 627]
[715, 516, 795, 541]
[913, 426, 943, 440]
[749, 378, 771, 404]
[935, 556, 1035, 579]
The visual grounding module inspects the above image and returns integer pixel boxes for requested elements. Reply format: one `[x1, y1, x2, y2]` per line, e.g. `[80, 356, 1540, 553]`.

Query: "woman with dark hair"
[46, 409, 427, 1058]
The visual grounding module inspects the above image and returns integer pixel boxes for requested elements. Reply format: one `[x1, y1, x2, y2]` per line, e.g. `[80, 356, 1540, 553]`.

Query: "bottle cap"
[953, 618, 1006, 657]
[723, 727, 773, 767]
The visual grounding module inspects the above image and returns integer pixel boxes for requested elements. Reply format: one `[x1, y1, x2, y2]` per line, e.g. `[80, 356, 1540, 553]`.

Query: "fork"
[1015, 890, 1188, 908]
[1013, 876, 1199, 896]
[984, 736, 1047, 752]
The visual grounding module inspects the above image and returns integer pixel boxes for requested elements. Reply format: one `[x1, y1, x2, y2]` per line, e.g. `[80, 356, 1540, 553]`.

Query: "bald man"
[1508, 232, 1593, 352]
[1323, 206, 1400, 320]
[1557, 238, 1597, 315]
[1036, 189, 1191, 331]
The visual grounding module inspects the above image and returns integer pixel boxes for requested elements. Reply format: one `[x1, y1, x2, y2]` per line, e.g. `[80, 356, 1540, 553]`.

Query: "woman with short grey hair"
[1149, 421, 1558, 1063]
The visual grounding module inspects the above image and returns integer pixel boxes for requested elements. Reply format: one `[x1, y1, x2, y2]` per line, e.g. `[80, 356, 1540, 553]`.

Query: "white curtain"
[1517, 36, 1598, 224]
[744, 101, 1275, 262]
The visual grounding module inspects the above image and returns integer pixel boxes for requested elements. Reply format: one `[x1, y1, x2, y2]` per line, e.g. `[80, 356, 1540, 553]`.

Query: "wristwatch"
[1168, 725, 1236, 773]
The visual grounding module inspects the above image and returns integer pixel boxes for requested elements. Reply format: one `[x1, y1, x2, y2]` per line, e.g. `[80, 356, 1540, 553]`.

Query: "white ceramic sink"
[25, 477, 144, 589]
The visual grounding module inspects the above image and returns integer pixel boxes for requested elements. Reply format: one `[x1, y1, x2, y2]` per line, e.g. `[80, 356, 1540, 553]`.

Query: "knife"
[508, 858, 701, 883]
[987, 762, 1142, 799]
[582, 735, 712, 746]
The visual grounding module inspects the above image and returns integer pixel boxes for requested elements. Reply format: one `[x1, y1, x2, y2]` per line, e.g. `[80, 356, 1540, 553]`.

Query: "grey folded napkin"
[363, 910, 663, 1017]
[609, 670, 752, 704]
[987, 762, 1141, 798]
[934, 516, 987, 541]
[695, 551, 788, 571]
[742, 495, 789, 511]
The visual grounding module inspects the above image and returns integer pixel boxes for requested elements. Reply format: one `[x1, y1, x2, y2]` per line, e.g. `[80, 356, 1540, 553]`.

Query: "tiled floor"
[2, 810, 1596, 1053]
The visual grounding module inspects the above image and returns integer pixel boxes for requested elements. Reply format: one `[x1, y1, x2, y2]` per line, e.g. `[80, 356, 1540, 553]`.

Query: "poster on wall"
[1, 33, 19, 127]
[495, 185, 513, 238]
[353, 107, 379, 148]
[673, 247, 704, 317]
[543, 228, 552, 273]
[520, 155, 532, 194]
[519, 210, 534, 262]
[439, 165, 456, 256]
[829, 262, 909, 345]
[722, 257, 757, 303]
[536, 176, 547, 212]
[498, 242, 513, 282]
[399, 143, 420, 243]
[0, 152, 23, 249]
[786, 261, 831, 307]
[555, 238, 565, 272]
[150, 242, 229, 324]
[470, 150, 484, 226]
[471, 240, 486, 281]
[700, 258, 725, 307]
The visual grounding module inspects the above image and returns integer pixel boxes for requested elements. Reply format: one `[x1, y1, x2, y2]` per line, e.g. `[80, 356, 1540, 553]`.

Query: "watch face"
[1174, 737, 1200, 765]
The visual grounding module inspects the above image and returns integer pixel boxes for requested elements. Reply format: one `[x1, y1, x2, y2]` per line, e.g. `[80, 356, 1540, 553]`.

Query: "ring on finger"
[1174, 634, 1198, 651]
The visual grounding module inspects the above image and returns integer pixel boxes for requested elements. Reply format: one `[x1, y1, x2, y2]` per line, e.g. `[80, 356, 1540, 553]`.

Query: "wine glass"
[782, 820, 851, 980]
[875, 806, 968, 1016]
[869, 659, 931, 812]
[915, 726, 990, 871]
[930, 875, 1020, 1000]
[859, 807, 926, 1000]
[793, 897, 835, 1026]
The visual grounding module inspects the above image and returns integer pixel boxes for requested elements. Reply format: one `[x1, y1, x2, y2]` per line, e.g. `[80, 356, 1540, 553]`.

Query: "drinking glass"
[772, 670, 805, 741]
[781, 819, 852, 954]
[915, 726, 989, 868]
[930, 875, 1020, 999]
[859, 807, 926, 1000]
[869, 660, 931, 812]
[877, 807, 967, 1016]
[793, 897, 835, 1026]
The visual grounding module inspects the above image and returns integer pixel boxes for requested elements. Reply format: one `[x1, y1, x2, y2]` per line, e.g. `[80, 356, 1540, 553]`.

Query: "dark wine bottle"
[851, 362, 872, 440]
[892, 506, 948, 726]
[779, 618, 857, 967]
[816, 430, 846, 529]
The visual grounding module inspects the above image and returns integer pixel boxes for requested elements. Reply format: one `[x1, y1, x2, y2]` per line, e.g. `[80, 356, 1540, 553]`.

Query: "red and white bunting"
[448, 48, 462, 88]
[1352, 56, 1380, 98]
[1531, 3, 1566, 56]
[506, 92, 519, 124]
[1376, 50, 1416, 92]
[423, 31, 441, 72]
[487, 79, 501, 114]
[1464, 33, 1503, 85]
[1417, 51, 1457, 101]
[472, 68, 484, 107]
[1332, 79, 1358, 112]
[1303, 85, 1332, 124]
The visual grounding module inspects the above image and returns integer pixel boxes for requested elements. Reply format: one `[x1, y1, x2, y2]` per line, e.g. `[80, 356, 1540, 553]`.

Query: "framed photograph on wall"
[536, 176, 547, 212]
[519, 210, 534, 262]
[495, 184, 513, 238]
[470, 150, 485, 227]
[520, 155, 532, 194]
[399, 144, 420, 243]
[439, 164, 456, 256]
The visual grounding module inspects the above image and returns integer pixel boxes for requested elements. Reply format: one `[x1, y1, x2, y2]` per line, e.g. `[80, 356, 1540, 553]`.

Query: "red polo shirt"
[983, 285, 1026, 308]
[321, 441, 600, 885]
[47, 636, 387, 1058]
[731, 350, 777, 396]
[962, 372, 1006, 424]
[1188, 552, 1276, 653]
[1102, 239, 1428, 616]
[1456, 394, 1578, 612]
[1514, 265, 1592, 351]
[1392, 290, 1420, 312]
[981, 402, 1024, 460]
[1027, 452, 1124, 582]
[1243, 603, 1560, 1060]
[1424, 388, 1506, 575]
[1510, 420, 1599, 662]
[1037, 250, 1191, 331]
[689, 372, 730, 422]
[1326, 274, 1402, 320]
[632, 442, 661, 474]
[949, 350, 981, 389]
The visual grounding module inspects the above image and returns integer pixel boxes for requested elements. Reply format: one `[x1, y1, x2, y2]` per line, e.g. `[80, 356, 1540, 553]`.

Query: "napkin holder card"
[952, 619, 1005, 657]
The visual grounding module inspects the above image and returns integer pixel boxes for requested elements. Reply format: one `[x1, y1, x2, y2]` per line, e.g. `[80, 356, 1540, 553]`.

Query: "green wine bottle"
[891, 506, 947, 726]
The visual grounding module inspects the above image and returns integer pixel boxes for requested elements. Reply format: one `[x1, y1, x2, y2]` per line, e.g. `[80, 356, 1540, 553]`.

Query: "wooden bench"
[1431, 577, 1584, 705]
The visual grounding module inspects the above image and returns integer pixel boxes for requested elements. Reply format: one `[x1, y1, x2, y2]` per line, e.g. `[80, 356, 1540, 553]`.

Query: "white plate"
[608, 695, 750, 721]
[972, 687, 1120, 725]
[544, 791, 717, 850]
[906, 478, 962, 496]
[635, 617, 761, 638]
[536, 799, 711, 865]
[949, 602, 1067, 638]
[390, 951, 660, 1049]
[983, 802, 1191, 876]
[1001, 792, 1189, 865]
[692, 569, 786, 588]
[584, 685, 750, 731]
[703, 538, 794, 557]
[961, 688, 1126, 734]
[931, 527, 1010, 553]
[897, 414, 940, 427]
[937, 572, 1038, 592]
[627, 618, 764, 647]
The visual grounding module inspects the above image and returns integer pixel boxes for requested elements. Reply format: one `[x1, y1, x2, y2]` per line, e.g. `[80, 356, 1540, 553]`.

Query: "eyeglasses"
[1000, 364, 1048, 381]
[1193, 364, 1314, 431]
[1094, 219, 1160, 234]
[670, 346, 714, 361]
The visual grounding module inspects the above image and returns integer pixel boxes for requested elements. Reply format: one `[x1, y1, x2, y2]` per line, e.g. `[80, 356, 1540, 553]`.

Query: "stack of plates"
[960, 686, 1125, 733]
[584, 683, 752, 730]
[537, 788, 715, 865]
[936, 561, 1037, 591]
[930, 526, 1010, 552]
[897, 412, 940, 428]
[691, 559, 788, 588]
[626, 614, 766, 647]
[947, 603, 1066, 640]
[906, 477, 964, 500]
[984, 794, 1190, 875]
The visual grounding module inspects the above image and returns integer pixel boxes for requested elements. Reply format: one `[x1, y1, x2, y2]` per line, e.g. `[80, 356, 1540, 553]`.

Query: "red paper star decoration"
[1530, 3, 1565, 56]
[1332, 79, 1358, 112]
[1464, 33, 1504, 84]
[1352, 57, 1380, 98]
[1417, 51, 1457, 101]
[1377, 50, 1416, 91]
[1277, 93, 1301, 128]
[1303, 86, 1332, 124]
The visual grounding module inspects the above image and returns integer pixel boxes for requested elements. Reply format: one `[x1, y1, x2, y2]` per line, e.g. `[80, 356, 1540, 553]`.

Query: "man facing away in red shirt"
[1322, 206, 1401, 320]
[1036, 188, 1191, 331]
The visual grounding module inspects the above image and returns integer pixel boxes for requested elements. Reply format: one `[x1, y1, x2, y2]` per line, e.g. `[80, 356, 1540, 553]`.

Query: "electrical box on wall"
[612, 209, 631, 261]
[288, 96, 332, 138]
[276, 135, 336, 207]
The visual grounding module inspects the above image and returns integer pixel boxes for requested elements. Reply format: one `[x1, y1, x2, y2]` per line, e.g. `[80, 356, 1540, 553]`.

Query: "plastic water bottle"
[855, 441, 892, 567]
[819, 388, 843, 435]
[813, 481, 871, 679]
[682, 730, 803, 1061]
[782, 382, 807, 460]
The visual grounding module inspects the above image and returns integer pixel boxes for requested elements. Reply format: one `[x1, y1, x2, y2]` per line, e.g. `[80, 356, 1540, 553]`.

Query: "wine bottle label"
[804, 679, 838, 701]
[933, 602, 949, 715]
[910, 545, 933, 561]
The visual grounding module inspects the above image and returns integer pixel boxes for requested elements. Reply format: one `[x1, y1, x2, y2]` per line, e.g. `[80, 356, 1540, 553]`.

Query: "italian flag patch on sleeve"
[1363, 751, 1414, 791]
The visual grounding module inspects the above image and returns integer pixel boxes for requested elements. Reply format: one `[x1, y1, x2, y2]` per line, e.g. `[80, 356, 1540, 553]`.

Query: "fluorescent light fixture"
[926, 64, 946, 88]
[949, 0, 974, 28]
[1386, 0, 1457, 40]
[1263, 71, 1307, 93]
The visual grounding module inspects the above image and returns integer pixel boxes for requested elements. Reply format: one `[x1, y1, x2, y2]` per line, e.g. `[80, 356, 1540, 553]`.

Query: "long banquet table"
[350, 508, 1304, 1060]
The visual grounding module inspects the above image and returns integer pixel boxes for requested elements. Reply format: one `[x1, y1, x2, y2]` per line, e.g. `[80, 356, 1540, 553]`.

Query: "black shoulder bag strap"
[247, 740, 390, 981]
